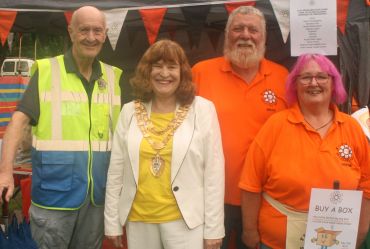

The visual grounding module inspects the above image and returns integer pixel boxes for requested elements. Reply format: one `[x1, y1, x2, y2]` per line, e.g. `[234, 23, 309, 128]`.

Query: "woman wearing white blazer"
[104, 39, 225, 249]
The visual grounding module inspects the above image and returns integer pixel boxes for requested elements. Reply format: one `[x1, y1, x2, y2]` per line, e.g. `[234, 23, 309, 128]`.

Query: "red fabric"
[64, 11, 73, 26]
[0, 10, 17, 46]
[139, 8, 167, 45]
[337, 0, 350, 34]
[20, 176, 31, 220]
[224, 1, 256, 14]
[228, 231, 236, 249]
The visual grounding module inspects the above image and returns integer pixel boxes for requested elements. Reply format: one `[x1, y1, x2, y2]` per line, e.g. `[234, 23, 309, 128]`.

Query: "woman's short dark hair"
[130, 39, 195, 105]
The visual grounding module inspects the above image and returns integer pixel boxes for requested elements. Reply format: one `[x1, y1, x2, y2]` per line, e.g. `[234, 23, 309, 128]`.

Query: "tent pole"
[18, 34, 22, 58]
[34, 36, 37, 60]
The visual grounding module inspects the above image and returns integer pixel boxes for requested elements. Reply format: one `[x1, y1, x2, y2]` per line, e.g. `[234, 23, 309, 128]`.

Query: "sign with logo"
[304, 188, 362, 249]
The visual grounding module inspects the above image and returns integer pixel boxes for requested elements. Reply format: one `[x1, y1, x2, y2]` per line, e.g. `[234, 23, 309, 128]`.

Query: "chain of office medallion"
[134, 100, 190, 151]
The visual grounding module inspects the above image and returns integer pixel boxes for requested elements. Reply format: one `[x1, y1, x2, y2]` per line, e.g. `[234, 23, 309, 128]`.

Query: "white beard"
[224, 40, 265, 69]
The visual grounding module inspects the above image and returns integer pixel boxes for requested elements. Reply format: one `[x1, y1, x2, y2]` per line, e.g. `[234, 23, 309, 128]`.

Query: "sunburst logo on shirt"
[337, 144, 353, 160]
[262, 89, 277, 105]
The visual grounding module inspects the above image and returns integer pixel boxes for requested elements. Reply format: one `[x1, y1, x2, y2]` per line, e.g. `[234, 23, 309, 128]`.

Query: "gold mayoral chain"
[135, 100, 190, 177]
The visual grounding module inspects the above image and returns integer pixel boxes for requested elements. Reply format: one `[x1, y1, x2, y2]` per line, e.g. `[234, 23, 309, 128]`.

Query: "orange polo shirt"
[192, 57, 288, 205]
[239, 104, 370, 249]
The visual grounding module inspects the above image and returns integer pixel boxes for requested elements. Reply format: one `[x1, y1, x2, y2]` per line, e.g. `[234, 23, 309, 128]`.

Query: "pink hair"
[285, 54, 347, 106]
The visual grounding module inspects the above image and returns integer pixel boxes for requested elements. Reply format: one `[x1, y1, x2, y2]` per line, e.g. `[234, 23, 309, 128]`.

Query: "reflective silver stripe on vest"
[50, 58, 62, 141]
[112, 95, 120, 105]
[40, 91, 115, 103]
[103, 63, 115, 111]
[92, 93, 110, 104]
[32, 135, 112, 151]
[37, 60, 116, 152]
[92, 64, 119, 106]
[38, 92, 88, 102]
[103, 64, 115, 143]
[91, 94, 120, 105]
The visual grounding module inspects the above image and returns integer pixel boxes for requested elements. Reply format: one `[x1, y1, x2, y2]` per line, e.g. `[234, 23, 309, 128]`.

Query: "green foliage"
[1, 33, 70, 61]
[35, 34, 70, 59]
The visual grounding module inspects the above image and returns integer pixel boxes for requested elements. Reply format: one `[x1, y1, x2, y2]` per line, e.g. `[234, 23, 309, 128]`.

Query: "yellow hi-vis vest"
[31, 55, 121, 210]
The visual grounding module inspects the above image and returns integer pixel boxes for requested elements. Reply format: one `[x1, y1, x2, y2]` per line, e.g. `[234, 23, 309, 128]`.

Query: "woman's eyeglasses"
[297, 73, 331, 85]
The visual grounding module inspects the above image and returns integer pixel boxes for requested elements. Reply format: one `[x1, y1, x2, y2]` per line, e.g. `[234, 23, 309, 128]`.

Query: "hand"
[106, 235, 124, 248]
[242, 229, 260, 249]
[0, 169, 14, 203]
[204, 238, 222, 249]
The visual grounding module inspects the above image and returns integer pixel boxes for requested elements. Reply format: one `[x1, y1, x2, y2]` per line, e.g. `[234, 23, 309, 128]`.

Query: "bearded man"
[192, 6, 288, 249]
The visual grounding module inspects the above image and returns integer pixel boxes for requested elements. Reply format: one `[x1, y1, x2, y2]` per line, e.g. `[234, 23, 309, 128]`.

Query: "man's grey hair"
[225, 6, 266, 36]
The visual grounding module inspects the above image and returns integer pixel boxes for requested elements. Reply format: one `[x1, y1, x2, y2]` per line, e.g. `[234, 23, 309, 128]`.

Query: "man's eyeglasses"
[297, 73, 331, 85]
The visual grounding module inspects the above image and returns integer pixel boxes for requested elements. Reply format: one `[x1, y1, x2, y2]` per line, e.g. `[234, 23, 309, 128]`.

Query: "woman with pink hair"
[239, 54, 370, 249]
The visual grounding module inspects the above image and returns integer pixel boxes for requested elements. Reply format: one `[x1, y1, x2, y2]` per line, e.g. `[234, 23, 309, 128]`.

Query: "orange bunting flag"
[64, 11, 74, 26]
[0, 10, 17, 46]
[139, 8, 167, 45]
[224, 1, 256, 14]
[337, 0, 350, 34]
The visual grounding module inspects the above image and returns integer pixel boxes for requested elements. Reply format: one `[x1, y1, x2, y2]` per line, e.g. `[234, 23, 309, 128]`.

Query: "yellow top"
[128, 112, 182, 222]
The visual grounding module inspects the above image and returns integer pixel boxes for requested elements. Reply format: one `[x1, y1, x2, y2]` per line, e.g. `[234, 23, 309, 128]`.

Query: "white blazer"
[104, 96, 225, 239]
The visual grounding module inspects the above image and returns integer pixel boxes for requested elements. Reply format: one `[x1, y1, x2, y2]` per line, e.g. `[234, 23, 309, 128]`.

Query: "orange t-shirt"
[239, 104, 370, 249]
[192, 57, 288, 205]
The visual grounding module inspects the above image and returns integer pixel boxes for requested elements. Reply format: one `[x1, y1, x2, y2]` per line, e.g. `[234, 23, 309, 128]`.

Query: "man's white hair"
[225, 6, 266, 38]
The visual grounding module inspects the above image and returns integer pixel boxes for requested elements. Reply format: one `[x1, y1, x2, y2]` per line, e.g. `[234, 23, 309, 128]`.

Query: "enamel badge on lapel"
[97, 78, 107, 90]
